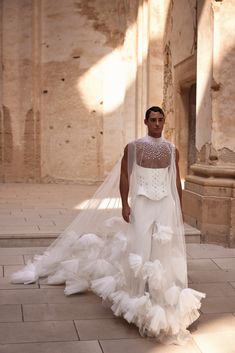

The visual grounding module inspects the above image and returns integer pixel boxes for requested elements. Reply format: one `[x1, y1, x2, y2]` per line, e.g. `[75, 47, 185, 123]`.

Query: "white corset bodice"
[135, 164, 169, 200]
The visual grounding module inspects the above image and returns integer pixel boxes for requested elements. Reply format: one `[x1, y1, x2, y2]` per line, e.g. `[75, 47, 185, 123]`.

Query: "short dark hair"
[145, 106, 165, 120]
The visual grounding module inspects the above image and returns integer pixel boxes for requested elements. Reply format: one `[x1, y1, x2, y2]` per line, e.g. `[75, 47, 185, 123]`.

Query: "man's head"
[144, 106, 165, 138]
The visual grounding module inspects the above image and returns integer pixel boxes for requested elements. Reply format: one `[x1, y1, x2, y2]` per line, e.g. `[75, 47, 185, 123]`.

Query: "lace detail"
[135, 136, 172, 169]
[135, 164, 169, 200]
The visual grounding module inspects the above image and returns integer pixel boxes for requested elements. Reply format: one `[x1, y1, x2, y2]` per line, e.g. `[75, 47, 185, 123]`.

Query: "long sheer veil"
[16, 159, 126, 282]
[11, 135, 205, 344]
[11, 136, 186, 288]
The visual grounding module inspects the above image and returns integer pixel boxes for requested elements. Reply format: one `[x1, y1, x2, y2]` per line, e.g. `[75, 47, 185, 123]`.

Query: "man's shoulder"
[163, 138, 174, 147]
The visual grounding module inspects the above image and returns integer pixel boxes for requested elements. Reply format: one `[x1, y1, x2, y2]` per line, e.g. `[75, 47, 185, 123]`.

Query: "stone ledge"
[186, 174, 234, 188]
[0, 224, 201, 247]
[190, 163, 235, 179]
[0, 233, 58, 247]
[185, 172, 235, 198]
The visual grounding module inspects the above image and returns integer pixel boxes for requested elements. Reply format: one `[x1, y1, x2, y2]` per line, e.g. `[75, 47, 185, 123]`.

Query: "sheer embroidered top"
[133, 135, 172, 201]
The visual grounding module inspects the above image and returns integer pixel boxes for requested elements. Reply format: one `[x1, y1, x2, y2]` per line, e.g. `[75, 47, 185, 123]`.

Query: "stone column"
[183, 0, 235, 246]
[147, 0, 164, 108]
[0, 0, 41, 182]
[135, 0, 164, 139]
[0, 0, 4, 181]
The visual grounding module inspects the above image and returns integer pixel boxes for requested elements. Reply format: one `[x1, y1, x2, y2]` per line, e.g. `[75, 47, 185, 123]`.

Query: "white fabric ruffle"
[152, 224, 173, 243]
[10, 137, 206, 345]
[11, 228, 205, 343]
[11, 262, 38, 284]
[129, 253, 143, 277]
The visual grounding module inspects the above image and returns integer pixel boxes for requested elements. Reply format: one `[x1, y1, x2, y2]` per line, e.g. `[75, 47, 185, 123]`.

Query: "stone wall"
[162, 0, 235, 246]
[162, 0, 197, 143]
[163, 0, 235, 174]
[185, 0, 234, 246]
[190, 0, 235, 168]
[161, 0, 197, 179]
[0, 0, 164, 183]
[0, 0, 41, 182]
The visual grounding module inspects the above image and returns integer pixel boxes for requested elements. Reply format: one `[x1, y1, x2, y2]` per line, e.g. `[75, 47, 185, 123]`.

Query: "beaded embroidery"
[133, 135, 172, 200]
[135, 136, 172, 169]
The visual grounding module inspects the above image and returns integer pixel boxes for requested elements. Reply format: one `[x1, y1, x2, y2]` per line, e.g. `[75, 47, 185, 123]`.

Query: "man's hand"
[175, 148, 183, 212]
[120, 145, 131, 223]
[122, 204, 131, 223]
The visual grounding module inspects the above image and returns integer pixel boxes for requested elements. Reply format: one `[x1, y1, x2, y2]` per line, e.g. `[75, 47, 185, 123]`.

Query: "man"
[12, 106, 205, 343]
[120, 106, 182, 223]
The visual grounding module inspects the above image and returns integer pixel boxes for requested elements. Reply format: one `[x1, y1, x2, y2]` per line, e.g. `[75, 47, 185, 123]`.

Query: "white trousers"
[127, 193, 175, 298]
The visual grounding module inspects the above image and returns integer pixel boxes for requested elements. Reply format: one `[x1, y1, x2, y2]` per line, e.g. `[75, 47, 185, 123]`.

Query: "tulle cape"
[11, 135, 205, 344]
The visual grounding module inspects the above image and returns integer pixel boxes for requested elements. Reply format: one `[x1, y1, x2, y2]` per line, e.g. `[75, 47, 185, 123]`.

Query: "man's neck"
[148, 133, 162, 138]
[145, 134, 163, 143]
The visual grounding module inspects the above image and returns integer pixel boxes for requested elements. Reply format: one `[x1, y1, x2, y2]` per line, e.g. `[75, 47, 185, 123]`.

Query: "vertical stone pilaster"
[147, 0, 164, 108]
[0, 0, 4, 181]
[31, 0, 41, 180]
[1, 0, 42, 182]
[135, 0, 164, 139]
[196, 0, 213, 151]
[135, 0, 149, 138]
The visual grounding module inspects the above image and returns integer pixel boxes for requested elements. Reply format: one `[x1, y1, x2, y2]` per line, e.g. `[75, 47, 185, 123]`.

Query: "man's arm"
[119, 145, 131, 223]
[175, 148, 182, 210]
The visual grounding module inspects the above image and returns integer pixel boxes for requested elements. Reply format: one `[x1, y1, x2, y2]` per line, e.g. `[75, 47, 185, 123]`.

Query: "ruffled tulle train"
[11, 137, 206, 344]
[12, 217, 205, 344]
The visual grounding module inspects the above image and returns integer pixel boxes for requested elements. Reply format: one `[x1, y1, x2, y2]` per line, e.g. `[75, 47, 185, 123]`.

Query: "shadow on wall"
[39, 0, 157, 184]
[0, 0, 153, 183]
[160, 0, 235, 174]
[2, 0, 222, 184]
[196, 43, 235, 166]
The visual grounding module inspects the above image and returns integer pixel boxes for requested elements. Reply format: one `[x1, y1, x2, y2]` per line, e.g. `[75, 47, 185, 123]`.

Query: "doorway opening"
[174, 54, 196, 181]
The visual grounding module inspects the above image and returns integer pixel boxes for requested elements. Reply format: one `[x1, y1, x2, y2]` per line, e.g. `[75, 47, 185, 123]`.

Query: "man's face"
[144, 111, 165, 137]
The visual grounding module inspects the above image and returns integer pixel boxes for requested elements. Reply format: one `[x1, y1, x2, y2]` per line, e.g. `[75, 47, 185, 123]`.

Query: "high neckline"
[145, 134, 163, 143]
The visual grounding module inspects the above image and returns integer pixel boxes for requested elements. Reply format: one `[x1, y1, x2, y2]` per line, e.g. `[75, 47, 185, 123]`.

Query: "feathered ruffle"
[91, 275, 117, 300]
[108, 285, 205, 339]
[11, 262, 38, 284]
[64, 277, 89, 295]
[10, 227, 205, 343]
[129, 253, 142, 277]
[152, 224, 173, 244]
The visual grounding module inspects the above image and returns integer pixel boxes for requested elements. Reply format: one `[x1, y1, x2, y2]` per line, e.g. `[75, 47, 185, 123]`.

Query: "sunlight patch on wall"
[76, 1, 154, 116]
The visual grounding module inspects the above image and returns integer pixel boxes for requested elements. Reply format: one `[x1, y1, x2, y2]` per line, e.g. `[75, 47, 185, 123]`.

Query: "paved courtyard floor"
[0, 184, 235, 353]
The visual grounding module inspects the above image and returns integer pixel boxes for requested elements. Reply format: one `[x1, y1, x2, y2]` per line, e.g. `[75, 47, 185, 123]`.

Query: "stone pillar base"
[182, 164, 235, 247]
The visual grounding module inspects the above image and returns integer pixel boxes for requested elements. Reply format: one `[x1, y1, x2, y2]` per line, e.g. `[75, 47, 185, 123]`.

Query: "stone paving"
[0, 184, 235, 353]
[0, 183, 200, 247]
[0, 183, 98, 247]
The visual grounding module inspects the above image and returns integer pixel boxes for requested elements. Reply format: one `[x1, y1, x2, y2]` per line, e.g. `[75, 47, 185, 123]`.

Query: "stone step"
[0, 223, 201, 247]
[0, 233, 58, 247]
[184, 223, 201, 243]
